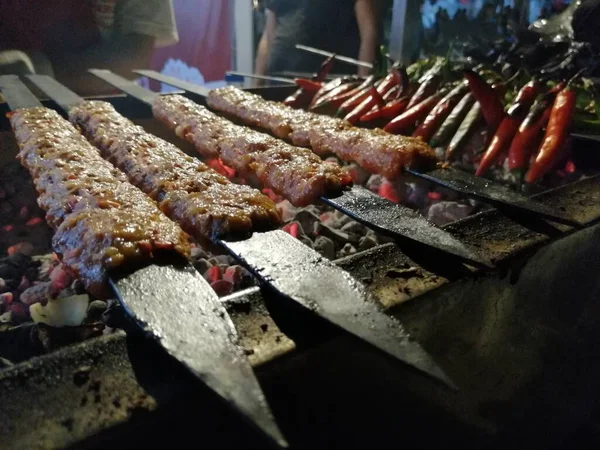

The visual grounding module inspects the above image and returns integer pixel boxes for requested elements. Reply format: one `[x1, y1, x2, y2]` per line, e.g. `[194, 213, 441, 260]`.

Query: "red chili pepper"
[383, 85, 400, 102]
[394, 66, 410, 98]
[344, 86, 386, 125]
[370, 86, 385, 108]
[412, 83, 468, 143]
[507, 104, 552, 172]
[475, 79, 541, 177]
[525, 87, 576, 184]
[383, 93, 441, 135]
[339, 67, 401, 116]
[331, 75, 376, 108]
[314, 54, 336, 82]
[406, 74, 441, 109]
[283, 54, 336, 108]
[463, 69, 505, 132]
[360, 97, 409, 123]
[507, 86, 560, 172]
[310, 80, 361, 110]
[295, 78, 323, 92]
[342, 74, 398, 124]
[337, 84, 376, 116]
[514, 78, 540, 106]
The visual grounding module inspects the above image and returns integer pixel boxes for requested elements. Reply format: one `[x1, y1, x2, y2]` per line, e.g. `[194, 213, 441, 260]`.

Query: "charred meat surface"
[9, 107, 191, 298]
[207, 86, 437, 179]
[69, 100, 282, 240]
[152, 94, 353, 206]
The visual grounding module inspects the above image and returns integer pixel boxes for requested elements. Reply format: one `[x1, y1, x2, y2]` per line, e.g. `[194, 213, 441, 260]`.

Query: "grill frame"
[1, 88, 600, 449]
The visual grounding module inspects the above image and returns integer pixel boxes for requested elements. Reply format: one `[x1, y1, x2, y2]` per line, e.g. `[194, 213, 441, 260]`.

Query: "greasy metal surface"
[406, 167, 581, 227]
[324, 186, 491, 268]
[445, 175, 600, 264]
[27, 75, 85, 111]
[0, 75, 43, 109]
[385, 222, 600, 448]
[220, 230, 453, 387]
[133, 70, 210, 97]
[89, 69, 159, 105]
[111, 262, 286, 447]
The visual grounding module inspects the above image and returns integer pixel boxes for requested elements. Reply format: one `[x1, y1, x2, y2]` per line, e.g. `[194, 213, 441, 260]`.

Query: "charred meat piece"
[153, 95, 352, 206]
[207, 86, 437, 177]
[9, 107, 191, 298]
[69, 101, 282, 240]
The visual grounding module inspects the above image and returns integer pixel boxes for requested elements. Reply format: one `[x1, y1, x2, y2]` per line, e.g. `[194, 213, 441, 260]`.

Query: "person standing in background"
[255, 0, 384, 77]
[0, 0, 178, 95]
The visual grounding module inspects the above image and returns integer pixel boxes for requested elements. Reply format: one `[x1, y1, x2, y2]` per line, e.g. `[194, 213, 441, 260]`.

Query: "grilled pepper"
[430, 92, 475, 148]
[464, 69, 505, 132]
[475, 79, 541, 176]
[445, 102, 483, 162]
[383, 93, 442, 135]
[506, 84, 564, 173]
[412, 82, 469, 143]
[309, 78, 360, 110]
[360, 97, 409, 123]
[283, 54, 336, 108]
[344, 86, 387, 125]
[525, 86, 577, 184]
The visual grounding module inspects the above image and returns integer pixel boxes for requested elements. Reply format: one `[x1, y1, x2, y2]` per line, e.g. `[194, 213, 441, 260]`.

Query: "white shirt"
[91, 0, 179, 47]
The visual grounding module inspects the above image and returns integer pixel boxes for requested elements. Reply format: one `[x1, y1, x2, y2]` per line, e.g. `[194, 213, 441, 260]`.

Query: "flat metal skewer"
[294, 44, 373, 69]
[226, 71, 295, 84]
[81, 69, 457, 387]
[1, 74, 287, 448]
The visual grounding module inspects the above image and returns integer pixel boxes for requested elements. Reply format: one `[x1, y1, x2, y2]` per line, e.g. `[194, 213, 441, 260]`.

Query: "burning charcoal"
[7, 242, 34, 256]
[209, 255, 234, 266]
[313, 222, 357, 245]
[193, 258, 213, 274]
[358, 235, 379, 251]
[427, 201, 475, 227]
[204, 265, 222, 283]
[190, 246, 210, 260]
[49, 264, 73, 293]
[312, 236, 335, 260]
[0, 292, 13, 308]
[87, 300, 108, 322]
[0, 278, 6, 293]
[277, 200, 298, 222]
[332, 210, 353, 227]
[20, 282, 52, 306]
[30, 294, 90, 327]
[340, 221, 365, 235]
[346, 162, 371, 184]
[210, 279, 234, 297]
[338, 243, 357, 258]
[18, 275, 30, 292]
[223, 265, 244, 286]
[366, 174, 384, 193]
[291, 210, 320, 236]
[298, 236, 314, 249]
[10, 302, 31, 324]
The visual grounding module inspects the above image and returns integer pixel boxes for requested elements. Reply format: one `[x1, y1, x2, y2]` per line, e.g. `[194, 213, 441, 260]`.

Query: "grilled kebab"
[69, 100, 282, 241]
[9, 107, 191, 298]
[207, 86, 437, 180]
[152, 94, 353, 206]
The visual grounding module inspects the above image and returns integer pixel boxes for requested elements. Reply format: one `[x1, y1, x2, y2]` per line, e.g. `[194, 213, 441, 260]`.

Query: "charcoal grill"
[1, 85, 600, 450]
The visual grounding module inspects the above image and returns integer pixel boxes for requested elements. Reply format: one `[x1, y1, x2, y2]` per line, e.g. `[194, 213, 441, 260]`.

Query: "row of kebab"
[283, 52, 599, 185]
[6, 48, 597, 299]
[5, 77, 436, 297]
